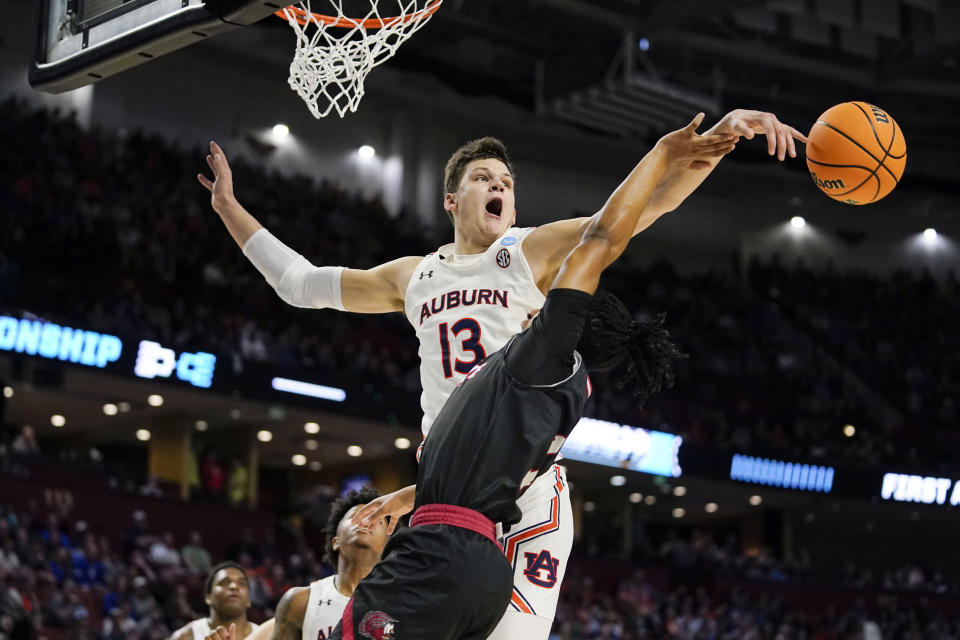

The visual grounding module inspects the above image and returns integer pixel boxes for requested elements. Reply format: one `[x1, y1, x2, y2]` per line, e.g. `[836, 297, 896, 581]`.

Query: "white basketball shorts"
[487, 464, 572, 640]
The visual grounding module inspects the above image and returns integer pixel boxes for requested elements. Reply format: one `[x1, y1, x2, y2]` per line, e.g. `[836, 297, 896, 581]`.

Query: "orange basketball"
[805, 102, 906, 205]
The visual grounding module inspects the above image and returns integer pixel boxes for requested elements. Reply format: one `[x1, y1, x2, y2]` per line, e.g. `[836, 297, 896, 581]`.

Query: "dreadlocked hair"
[579, 291, 687, 407]
[618, 312, 687, 405]
[323, 486, 381, 568]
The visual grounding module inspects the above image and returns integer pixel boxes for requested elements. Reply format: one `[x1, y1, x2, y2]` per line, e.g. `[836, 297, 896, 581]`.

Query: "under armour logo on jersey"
[317, 599, 332, 606]
[523, 550, 560, 588]
[496, 248, 511, 268]
[419, 270, 433, 279]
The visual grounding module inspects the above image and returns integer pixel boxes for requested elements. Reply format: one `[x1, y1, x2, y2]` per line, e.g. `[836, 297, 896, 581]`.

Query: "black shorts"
[331, 524, 512, 640]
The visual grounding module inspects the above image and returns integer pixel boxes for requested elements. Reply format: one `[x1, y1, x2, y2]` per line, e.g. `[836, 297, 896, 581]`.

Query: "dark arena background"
[2, 1, 960, 638]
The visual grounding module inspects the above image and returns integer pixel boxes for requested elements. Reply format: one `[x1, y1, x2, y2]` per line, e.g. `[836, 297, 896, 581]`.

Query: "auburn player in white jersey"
[169, 562, 259, 640]
[198, 108, 805, 639]
[205, 488, 389, 640]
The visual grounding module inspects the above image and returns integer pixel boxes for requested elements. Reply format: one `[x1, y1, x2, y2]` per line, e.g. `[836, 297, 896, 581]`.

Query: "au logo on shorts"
[359, 611, 397, 640]
[523, 550, 560, 588]
[496, 248, 511, 269]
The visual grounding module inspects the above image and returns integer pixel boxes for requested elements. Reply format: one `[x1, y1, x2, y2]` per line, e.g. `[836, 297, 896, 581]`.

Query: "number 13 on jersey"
[438, 319, 486, 378]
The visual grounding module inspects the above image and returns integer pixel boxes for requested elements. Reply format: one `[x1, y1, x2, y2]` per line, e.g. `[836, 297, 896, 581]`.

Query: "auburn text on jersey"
[418, 289, 509, 325]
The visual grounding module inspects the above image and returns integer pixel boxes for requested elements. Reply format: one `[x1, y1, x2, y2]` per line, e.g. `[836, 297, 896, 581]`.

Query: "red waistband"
[410, 504, 502, 550]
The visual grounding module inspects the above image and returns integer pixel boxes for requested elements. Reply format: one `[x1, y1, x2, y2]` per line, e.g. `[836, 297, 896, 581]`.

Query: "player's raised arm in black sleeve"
[503, 289, 593, 386]
[551, 114, 736, 296]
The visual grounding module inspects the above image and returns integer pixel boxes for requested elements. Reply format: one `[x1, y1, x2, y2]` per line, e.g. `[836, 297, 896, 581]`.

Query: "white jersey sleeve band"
[242, 228, 345, 310]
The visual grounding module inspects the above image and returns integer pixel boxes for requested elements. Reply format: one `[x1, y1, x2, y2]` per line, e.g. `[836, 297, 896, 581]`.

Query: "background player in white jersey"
[169, 562, 259, 640]
[205, 488, 389, 640]
[197, 108, 805, 639]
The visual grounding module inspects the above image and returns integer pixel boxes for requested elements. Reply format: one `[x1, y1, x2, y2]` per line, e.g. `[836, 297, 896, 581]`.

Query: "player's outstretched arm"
[645, 109, 808, 218]
[198, 141, 421, 314]
[270, 587, 309, 640]
[352, 484, 415, 535]
[197, 141, 264, 247]
[551, 114, 735, 295]
[523, 109, 803, 291]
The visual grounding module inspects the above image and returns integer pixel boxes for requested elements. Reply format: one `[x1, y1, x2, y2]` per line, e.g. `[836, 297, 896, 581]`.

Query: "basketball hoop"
[276, 1, 443, 118]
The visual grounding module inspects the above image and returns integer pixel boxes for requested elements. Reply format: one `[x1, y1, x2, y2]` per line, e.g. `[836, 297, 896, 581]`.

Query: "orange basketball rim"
[275, 0, 443, 28]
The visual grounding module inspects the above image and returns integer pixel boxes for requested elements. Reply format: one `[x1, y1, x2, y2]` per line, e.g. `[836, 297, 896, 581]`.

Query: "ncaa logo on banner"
[134, 340, 216, 388]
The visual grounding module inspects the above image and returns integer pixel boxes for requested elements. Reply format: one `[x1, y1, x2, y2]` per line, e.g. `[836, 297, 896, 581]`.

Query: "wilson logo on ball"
[869, 105, 889, 124]
[809, 172, 847, 190]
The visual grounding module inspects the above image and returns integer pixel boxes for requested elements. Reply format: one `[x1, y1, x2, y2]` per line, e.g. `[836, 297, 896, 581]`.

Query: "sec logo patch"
[496, 248, 511, 268]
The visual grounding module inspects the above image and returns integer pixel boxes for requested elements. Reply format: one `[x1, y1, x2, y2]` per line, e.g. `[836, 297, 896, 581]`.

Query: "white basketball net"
[280, 1, 442, 118]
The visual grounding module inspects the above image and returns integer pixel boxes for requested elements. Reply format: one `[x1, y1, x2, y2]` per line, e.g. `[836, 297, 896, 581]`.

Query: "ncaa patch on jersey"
[496, 248, 511, 268]
[501, 236, 517, 246]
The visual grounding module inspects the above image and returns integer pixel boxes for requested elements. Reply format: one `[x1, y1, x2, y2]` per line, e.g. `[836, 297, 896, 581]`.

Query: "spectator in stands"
[48, 546, 73, 584]
[62, 582, 91, 633]
[226, 528, 261, 566]
[0, 539, 18, 573]
[130, 575, 160, 622]
[238, 552, 270, 611]
[102, 605, 138, 639]
[79, 535, 106, 585]
[0, 612, 15, 640]
[140, 474, 165, 498]
[200, 453, 225, 503]
[228, 457, 248, 507]
[182, 531, 212, 576]
[188, 448, 201, 501]
[39, 513, 70, 550]
[10, 427, 38, 456]
[124, 510, 155, 553]
[148, 532, 181, 568]
[165, 584, 199, 630]
[102, 574, 130, 617]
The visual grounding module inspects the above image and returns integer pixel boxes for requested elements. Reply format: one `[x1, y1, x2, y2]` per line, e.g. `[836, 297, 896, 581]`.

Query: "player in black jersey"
[330, 114, 735, 640]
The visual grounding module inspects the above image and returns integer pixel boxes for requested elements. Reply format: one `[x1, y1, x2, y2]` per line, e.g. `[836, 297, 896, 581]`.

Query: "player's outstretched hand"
[204, 623, 236, 640]
[197, 141, 237, 214]
[522, 308, 541, 331]
[352, 485, 416, 535]
[709, 109, 808, 161]
[656, 113, 739, 170]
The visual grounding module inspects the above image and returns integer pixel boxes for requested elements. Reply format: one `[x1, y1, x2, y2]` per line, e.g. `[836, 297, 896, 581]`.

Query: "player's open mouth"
[485, 197, 503, 217]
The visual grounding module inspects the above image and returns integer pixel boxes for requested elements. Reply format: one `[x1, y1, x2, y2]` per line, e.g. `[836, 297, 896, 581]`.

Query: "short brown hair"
[443, 137, 515, 225]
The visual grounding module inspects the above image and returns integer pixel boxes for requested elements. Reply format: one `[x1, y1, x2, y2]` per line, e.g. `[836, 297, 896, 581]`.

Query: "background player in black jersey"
[329, 113, 732, 640]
